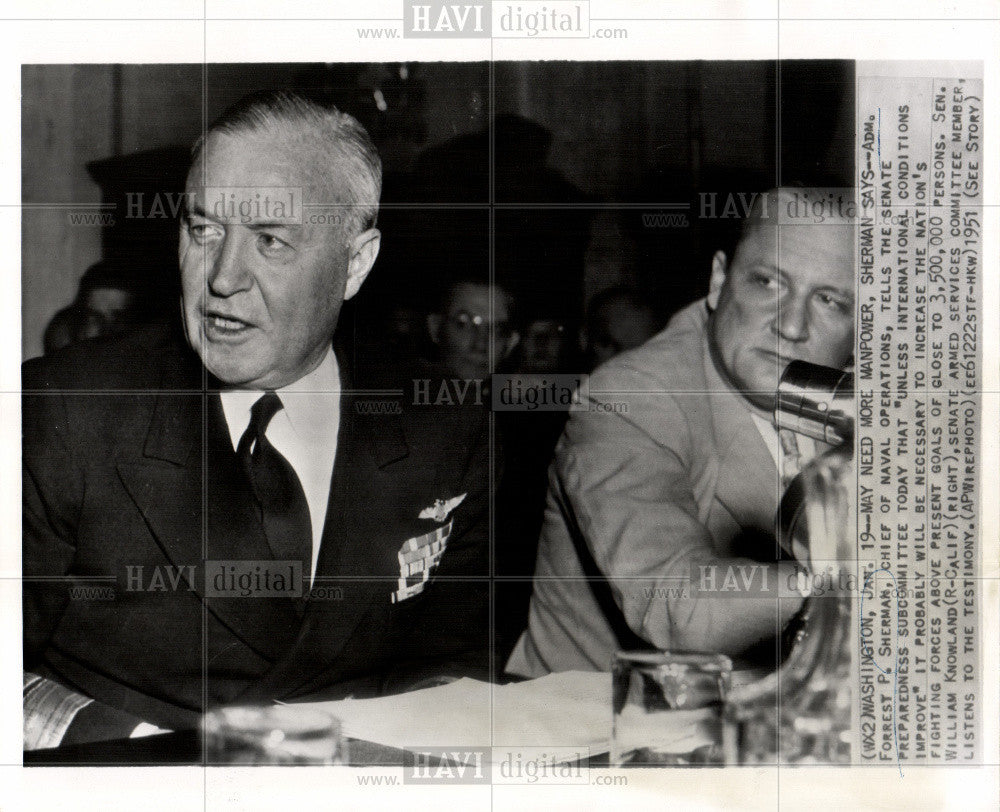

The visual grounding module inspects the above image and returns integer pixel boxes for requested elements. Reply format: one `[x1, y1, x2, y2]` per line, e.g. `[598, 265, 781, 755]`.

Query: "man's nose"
[772, 294, 810, 342]
[206, 232, 252, 297]
[469, 324, 489, 353]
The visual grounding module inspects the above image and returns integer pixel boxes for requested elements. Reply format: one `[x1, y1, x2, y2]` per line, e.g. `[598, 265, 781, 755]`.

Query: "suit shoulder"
[589, 301, 709, 394]
[22, 322, 188, 391]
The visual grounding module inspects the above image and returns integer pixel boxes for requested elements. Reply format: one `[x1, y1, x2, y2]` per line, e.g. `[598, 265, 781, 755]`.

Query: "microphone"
[773, 360, 853, 447]
[772, 360, 854, 562]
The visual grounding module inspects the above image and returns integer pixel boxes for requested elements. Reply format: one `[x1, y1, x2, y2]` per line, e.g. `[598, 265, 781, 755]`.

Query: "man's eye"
[186, 218, 222, 244]
[751, 273, 778, 289]
[817, 292, 851, 313]
[257, 233, 291, 254]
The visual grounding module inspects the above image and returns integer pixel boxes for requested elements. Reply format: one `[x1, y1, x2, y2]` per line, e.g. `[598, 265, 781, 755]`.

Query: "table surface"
[23, 730, 413, 767]
[25, 730, 611, 768]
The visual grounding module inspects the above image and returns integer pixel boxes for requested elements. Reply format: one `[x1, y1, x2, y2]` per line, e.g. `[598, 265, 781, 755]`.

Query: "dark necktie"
[237, 392, 312, 588]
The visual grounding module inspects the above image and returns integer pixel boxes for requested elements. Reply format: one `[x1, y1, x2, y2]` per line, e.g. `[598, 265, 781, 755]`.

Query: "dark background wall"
[21, 61, 853, 359]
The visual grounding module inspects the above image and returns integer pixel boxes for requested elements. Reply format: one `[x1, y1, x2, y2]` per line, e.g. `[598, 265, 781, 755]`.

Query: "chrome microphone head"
[773, 361, 854, 446]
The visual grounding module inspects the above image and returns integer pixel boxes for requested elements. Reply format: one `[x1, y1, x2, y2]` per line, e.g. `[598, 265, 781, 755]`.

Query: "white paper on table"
[612, 706, 717, 755]
[292, 671, 612, 764]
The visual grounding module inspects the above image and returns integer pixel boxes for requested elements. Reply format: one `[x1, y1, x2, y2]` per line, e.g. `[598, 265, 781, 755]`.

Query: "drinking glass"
[202, 704, 348, 765]
[612, 651, 736, 766]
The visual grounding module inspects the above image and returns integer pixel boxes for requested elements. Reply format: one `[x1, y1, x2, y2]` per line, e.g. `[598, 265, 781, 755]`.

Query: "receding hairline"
[187, 129, 356, 203]
[443, 279, 515, 308]
[739, 186, 856, 242]
[189, 92, 382, 233]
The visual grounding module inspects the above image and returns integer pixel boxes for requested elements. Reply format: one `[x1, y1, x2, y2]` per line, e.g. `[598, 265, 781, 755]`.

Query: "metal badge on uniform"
[391, 520, 453, 604]
[418, 493, 466, 522]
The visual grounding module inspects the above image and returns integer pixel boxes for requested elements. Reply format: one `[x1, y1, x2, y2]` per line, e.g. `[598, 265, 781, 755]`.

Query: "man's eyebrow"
[817, 284, 854, 300]
[184, 204, 297, 230]
[744, 261, 782, 277]
[245, 222, 297, 231]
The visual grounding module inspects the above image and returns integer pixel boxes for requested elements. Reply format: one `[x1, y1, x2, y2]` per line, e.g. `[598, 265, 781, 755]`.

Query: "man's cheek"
[807, 330, 852, 368]
[747, 351, 781, 385]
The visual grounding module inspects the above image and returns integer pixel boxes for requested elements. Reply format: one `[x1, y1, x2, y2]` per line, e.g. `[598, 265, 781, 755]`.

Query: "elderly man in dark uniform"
[24, 91, 491, 748]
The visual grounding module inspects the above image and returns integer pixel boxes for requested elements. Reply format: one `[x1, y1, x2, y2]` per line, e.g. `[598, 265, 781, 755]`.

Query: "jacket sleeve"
[22, 378, 82, 666]
[24, 672, 152, 749]
[22, 375, 156, 746]
[550, 363, 800, 657]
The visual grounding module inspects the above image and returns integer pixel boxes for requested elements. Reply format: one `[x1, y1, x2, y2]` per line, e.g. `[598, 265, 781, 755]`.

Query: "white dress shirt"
[220, 348, 341, 584]
[750, 412, 818, 480]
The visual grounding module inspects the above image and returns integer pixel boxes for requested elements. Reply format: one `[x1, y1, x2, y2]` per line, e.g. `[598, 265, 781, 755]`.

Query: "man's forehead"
[447, 283, 512, 318]
[735, 219, 854, 283]
[186, 130, 339, 204]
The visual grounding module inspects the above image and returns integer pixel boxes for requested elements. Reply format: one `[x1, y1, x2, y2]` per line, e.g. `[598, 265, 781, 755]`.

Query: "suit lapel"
[701, 342, 781, 536]
[315, 369, 409, 578]
[115, 347, 302, 661]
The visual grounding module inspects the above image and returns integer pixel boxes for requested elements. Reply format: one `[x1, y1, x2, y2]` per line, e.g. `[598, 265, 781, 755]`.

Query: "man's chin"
[736, 370, 783, 412]
[449, 359, 490, 382]
[199, 352, 266, 389]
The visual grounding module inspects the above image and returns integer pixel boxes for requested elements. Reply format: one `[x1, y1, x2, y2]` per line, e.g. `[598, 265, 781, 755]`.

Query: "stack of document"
[297, 671, 612, 764]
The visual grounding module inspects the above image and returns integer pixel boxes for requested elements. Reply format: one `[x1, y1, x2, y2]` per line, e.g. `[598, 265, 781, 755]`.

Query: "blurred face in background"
[428, 281, 518, 380]
[84, 286, 135, 325]
[707, 215, 854, 412]
[589, 297, 659, 366]
[521, 318, 569, 374]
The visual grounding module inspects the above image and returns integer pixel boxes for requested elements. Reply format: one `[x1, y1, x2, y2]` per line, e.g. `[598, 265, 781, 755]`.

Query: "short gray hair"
[192, 90, 382, 236]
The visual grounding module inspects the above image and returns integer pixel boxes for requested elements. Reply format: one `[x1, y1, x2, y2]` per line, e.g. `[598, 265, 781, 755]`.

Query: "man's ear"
[503, 330, 521, 359]
[343, 228, 381, 301]
[426, 313, 442, 344]
[706, 250, 729, 311]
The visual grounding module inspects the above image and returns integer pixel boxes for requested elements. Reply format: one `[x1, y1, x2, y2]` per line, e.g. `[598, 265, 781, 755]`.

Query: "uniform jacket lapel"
[115, 348, 302, 661]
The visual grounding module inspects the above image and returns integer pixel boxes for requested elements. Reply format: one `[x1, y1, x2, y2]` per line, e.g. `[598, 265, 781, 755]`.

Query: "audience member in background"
[516, 312, 574, 377]
[42, 305, 107, 355]
[42, 261, 143, 355]
[408, 114, 591, 325]
[77, 261, 140, 330]
[425, 276, 520, 383]
[583, 285, 663, 369]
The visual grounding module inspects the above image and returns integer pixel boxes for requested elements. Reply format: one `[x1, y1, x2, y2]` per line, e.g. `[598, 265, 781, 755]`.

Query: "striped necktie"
[778, 428, 803, 491]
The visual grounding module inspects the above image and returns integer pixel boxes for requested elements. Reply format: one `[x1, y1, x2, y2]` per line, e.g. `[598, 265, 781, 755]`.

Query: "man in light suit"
[507, 187, 855, 677]
[24, 91, 491, 749]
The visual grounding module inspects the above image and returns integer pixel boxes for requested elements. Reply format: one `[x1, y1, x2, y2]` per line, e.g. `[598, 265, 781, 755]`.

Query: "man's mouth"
[203, 311, 254, 338]
[757, 348, 797, 368]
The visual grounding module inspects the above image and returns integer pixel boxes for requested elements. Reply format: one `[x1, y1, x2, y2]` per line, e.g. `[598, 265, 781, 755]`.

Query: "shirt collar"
[219, 347, 340, 447]
[277, 347, 341, 436]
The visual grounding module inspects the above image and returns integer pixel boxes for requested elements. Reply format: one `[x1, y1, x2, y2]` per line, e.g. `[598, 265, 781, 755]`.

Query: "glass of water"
[612, 651, 736, 766]
[202, 704, 348, 765]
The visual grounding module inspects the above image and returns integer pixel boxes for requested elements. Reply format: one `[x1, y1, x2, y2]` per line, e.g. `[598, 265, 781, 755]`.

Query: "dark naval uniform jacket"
[23, 320, 492, 744]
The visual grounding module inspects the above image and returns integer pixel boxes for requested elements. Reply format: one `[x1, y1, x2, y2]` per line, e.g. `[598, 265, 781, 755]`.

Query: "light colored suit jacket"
[507, 299, 787, 677]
